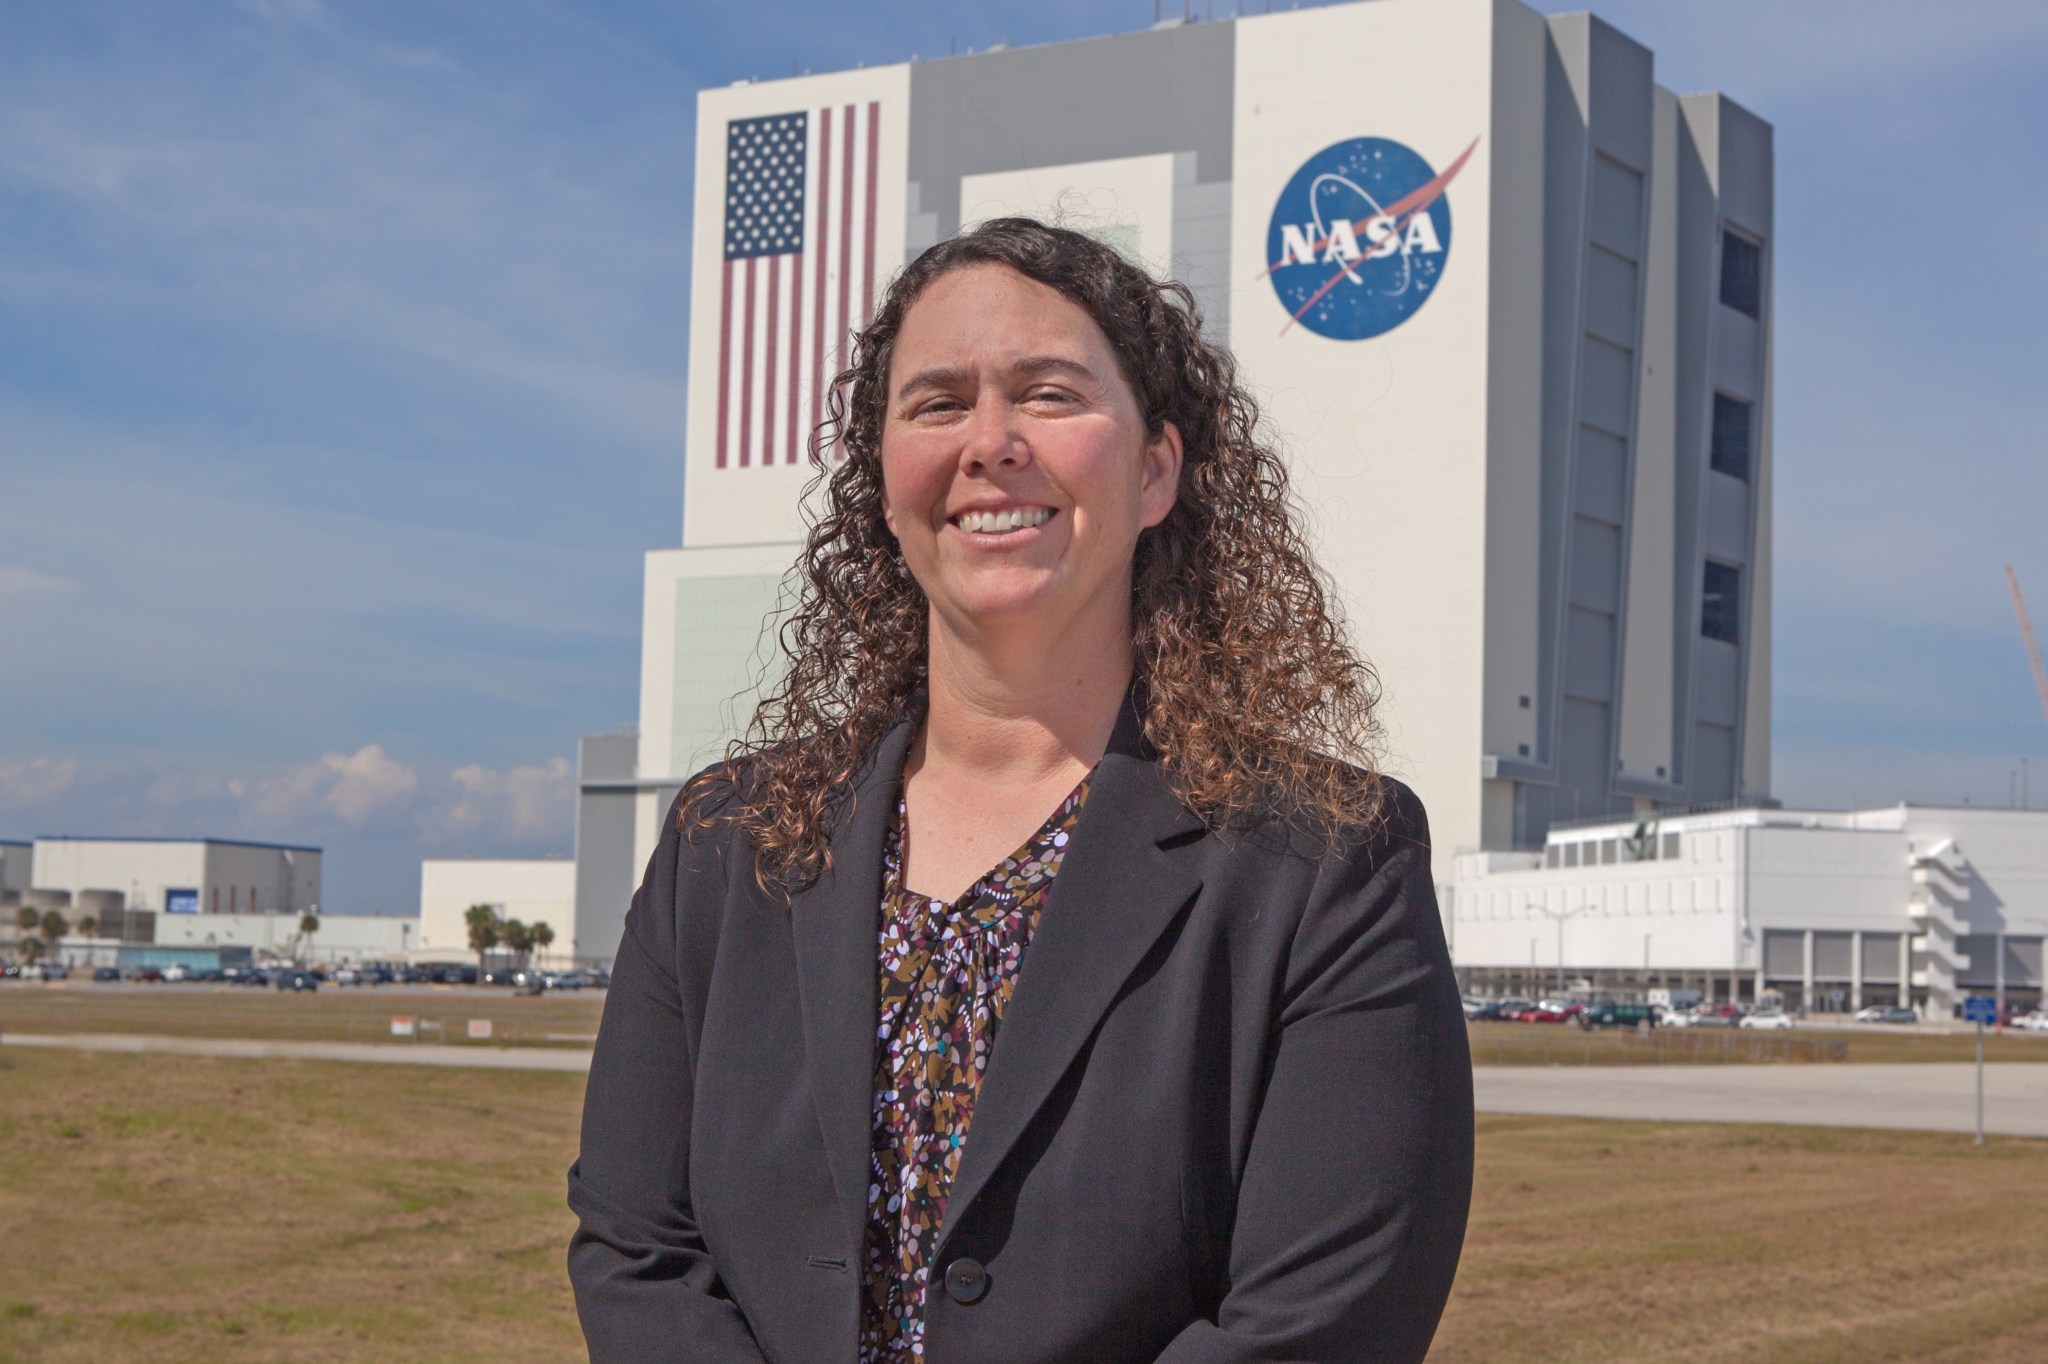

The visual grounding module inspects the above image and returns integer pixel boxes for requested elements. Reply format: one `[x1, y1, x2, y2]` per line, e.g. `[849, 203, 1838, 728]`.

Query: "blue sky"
[2, 0, 2045, 912]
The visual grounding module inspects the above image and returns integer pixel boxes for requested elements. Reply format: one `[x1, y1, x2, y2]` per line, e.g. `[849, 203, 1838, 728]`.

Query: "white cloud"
[251, 744, 419, 825]
[436, 757, 575, 842]
[0, 757, 82, 805]
[0, 564, 81, 601]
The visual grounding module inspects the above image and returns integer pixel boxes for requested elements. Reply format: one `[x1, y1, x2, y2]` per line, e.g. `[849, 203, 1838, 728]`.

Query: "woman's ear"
[1139, 421, 1184, 530]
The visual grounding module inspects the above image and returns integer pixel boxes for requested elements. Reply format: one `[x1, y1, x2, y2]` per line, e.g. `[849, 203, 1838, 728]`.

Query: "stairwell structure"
[1908, 838, 1972, 1019]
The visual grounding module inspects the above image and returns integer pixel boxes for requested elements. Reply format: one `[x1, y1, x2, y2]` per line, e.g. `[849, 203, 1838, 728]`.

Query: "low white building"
[418, 858, 578, 964]
[150, 912, 415, 964]
[1450, 805, 2048, 1019]
[29, 836, 321, 918]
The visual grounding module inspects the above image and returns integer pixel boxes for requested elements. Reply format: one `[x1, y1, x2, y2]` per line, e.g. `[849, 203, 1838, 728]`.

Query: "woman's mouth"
[952, 506, 1055, 535]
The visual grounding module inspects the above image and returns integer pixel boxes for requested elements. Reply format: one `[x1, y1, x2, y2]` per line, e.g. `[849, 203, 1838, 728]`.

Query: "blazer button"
[942, 1257, 988, 1305]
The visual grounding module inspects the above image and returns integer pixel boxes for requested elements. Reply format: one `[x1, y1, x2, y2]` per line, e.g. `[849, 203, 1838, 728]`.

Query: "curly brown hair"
[687, 217, 1383, 889]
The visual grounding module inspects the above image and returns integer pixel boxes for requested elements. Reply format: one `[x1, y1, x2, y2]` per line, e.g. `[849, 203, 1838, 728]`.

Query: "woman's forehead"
[888, 264, 1137, 406]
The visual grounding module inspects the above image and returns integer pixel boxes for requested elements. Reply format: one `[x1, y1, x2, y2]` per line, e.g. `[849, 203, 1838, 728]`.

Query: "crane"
[2008, 566, 2048, 730]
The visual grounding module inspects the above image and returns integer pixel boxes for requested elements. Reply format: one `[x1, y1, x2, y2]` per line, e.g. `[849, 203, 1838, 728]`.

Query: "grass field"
[8, 984, 2046, 1066]
[2, 1045, 2044, 1363]
[0, 983, 605, 1049]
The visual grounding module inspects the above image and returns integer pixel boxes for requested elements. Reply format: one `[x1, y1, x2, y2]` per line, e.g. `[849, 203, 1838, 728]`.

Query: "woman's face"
[880, 263, 1181, 648]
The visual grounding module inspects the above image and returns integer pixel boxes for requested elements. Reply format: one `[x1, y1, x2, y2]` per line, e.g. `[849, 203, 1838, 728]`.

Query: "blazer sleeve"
[1155, 784, 1475, 1364]
[566, 795, 771, 1364]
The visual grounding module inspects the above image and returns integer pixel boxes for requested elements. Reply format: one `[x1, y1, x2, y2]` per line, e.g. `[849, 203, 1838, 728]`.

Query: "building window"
[1662, 832, 1681, 859]
[1710, 393, 1752, 481]
[1719, 229, 1762, 317]
[1701, 560, 1741, 643]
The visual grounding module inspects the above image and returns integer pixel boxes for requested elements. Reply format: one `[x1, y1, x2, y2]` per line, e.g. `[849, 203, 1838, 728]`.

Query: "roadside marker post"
[1964, 995, 1998, 1145]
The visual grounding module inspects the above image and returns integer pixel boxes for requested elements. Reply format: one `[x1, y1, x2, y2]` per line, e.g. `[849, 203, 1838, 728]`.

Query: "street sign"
[1964, 996, 1999, 1024]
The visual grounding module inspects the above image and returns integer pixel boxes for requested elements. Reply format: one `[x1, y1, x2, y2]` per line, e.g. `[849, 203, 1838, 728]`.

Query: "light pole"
[1535, 900, 1596, 999]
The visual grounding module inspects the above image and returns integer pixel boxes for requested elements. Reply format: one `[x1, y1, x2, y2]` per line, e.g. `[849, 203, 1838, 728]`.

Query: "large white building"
[574, 0, 1775, 967]
[28, 835, 322, 920]
[1451, 805, 2048, 1019]
[418, 857, 578, 963]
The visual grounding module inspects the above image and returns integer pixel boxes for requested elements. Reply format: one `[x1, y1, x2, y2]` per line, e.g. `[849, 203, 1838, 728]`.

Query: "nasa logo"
[1264, 135, 1478, 340]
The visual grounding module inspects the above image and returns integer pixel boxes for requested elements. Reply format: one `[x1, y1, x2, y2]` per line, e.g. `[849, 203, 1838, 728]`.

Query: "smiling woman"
[567, 219, 1474, 1364]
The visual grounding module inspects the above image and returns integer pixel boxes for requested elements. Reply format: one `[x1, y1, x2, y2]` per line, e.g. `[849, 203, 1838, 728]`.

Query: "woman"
[568, 218, 1473, 1363]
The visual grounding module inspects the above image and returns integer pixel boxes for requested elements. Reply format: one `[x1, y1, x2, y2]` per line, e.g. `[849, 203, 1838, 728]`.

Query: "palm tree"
[15, 906, 37, 936]
[531, 921, 555, 968]
[464, 903, 501, 981]
[297, 913, 321, 962]
[78, 915, 98, 939]
[39, 909, 70, 965]
[501, 919, 534, 967]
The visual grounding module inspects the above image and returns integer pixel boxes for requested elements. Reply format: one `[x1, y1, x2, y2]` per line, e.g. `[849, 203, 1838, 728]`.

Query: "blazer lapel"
[934, 695, 1207, 1255]
[789, 711, 919, 1252]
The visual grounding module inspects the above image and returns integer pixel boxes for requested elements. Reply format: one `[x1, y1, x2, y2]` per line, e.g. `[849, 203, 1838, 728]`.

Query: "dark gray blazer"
[567, 699, 1474, 1363]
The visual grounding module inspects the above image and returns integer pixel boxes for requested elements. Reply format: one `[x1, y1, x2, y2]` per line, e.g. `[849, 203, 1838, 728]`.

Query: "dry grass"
[2, 1045, 2045, 1362]
[0, 1045, 586, 1363]
[1436, 1115, 2048, 1363]
[9, 986, 2043, 1068]
[0, 982, 604, 1048]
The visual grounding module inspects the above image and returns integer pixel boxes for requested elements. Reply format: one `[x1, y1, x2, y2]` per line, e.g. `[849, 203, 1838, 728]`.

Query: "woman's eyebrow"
[895, 355, 1099, 403]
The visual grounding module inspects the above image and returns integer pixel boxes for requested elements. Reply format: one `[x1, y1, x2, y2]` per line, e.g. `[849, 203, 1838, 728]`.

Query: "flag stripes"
[716, 101, 881, 469]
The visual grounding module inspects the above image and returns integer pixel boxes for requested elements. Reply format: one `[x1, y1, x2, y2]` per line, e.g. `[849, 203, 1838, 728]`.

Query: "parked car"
[1854, 1005, 1918, 1025]
[1739, 1008, 1794, 1030]
[1515, 1005, 1572, 1024]
[92, 966, 122, 982]
[1576, 1002, 1656, 1030]
[127, 967, 165, 983]
[545, 970, 589, 991]
[275, 969, 320, 992]
[1689, 1003, 1744, 1027]
[0, 962, 19, 978]
[2010, 1011, 2048, 1033]
[162, 964, 191, 983]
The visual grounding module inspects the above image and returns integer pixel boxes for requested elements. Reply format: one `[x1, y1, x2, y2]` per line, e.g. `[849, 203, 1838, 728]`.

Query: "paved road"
[1474, 1062, 2048, 1138]
[0, 1031, 593, 1072]
[10, 1033, 2045, 1136]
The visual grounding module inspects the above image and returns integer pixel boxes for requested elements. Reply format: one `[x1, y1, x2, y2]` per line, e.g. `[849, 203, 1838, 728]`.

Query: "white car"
[1739, 1009, 1794, 1030]
[2012, 1011, 2048, 1033]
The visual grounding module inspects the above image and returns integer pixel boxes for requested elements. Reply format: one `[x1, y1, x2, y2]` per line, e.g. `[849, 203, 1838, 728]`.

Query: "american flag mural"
[716, 101, 882, 469]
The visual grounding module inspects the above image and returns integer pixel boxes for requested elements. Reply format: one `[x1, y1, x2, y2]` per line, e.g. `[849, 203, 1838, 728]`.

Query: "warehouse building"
[27, 835, 322, 922]
[1451, 805, 2048, 1019]
[573, 0, 1775, 967]
[418, 857, 577, 964]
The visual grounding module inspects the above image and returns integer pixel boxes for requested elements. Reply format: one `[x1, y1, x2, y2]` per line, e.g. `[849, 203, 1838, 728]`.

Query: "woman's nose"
[960, 399, 1028, 472]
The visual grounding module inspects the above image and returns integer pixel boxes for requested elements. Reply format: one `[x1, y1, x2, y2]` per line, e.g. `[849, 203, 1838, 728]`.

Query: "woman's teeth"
[955, 507, 1053, 534]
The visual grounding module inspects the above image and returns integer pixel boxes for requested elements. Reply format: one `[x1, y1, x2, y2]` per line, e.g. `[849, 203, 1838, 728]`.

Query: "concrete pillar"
[1850, 929, 1863, 1012]
[1801, 930, 1815, 1015]
[1899, 931, 1913, 1008]
[1996, 931, 2006, 1017]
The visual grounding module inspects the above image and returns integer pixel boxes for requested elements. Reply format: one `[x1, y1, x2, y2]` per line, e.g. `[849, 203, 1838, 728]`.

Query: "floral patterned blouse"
[857, 777, 1092, 1363]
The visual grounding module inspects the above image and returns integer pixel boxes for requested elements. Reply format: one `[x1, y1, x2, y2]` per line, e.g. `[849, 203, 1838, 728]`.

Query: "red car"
[1515, 1005, 1571, 1024]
